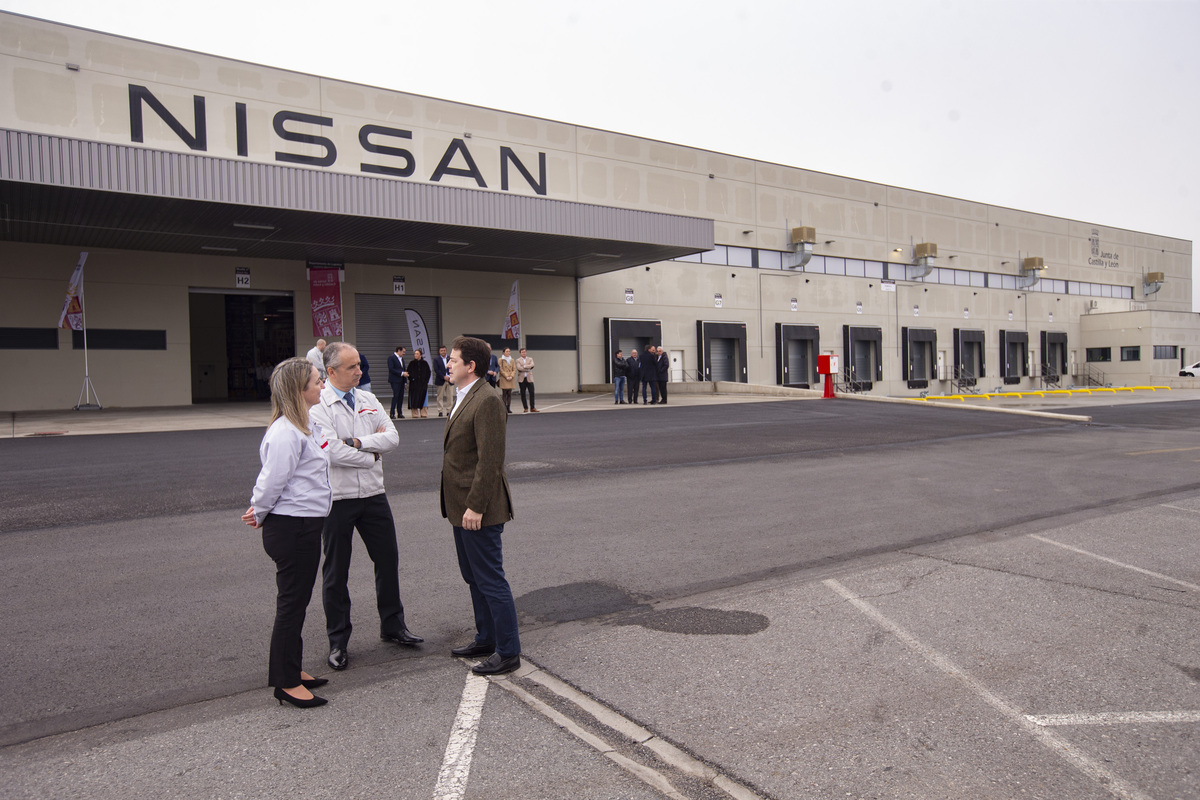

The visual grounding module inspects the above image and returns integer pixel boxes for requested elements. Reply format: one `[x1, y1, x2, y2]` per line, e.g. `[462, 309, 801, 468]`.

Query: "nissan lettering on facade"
[127, 85, 549, 195]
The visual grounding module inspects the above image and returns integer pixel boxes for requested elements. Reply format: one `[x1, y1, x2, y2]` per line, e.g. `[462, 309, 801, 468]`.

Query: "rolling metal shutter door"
[786, 339, 809, 384]
[618, 337, 642, 355]
[710, 337, 735, 382]
[354, 294, 442, 396]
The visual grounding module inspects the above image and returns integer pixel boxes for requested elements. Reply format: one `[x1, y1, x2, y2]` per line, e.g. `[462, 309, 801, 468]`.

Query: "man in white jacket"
[310, 342, 423, 672]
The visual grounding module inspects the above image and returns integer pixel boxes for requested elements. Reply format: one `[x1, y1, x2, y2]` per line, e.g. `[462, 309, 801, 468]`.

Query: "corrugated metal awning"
[0, 128, 713, 277]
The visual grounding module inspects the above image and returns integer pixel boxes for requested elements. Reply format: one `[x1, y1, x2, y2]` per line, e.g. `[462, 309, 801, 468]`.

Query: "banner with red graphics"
[58, 251, 88, 330]
[308, 263, 343, 337]
[502, 280, 520, 340]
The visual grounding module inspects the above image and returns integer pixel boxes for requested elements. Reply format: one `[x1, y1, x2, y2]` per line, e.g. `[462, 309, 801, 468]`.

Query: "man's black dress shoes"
[471, 652, 521, 675]
[451, 641, 495, 658]
[381, 627, 424, 646]
[328, 648, 348, 670]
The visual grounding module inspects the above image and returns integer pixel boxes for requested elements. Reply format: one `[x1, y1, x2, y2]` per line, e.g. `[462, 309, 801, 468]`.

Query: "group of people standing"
[385, 345, 435, 419]
[612, 345, 670, 405]
[386, 345, 539, 417]
[244, 337, 522, 709]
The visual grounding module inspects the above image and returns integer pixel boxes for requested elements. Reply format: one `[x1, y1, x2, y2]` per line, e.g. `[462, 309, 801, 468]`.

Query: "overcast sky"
[5, 0, 1197, 303]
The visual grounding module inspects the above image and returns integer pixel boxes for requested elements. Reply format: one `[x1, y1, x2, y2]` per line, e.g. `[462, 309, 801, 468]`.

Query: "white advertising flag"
[502, 280, 520, 340]
[58, 252, 88, 330]
[405, 309, 432, 383]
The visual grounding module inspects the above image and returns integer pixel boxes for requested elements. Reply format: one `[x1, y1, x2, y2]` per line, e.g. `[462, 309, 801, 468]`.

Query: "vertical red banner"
[309, 266, 343, 337]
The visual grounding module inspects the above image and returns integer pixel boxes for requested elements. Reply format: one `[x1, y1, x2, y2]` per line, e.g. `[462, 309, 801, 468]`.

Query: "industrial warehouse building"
[0, 11, 1194, 413]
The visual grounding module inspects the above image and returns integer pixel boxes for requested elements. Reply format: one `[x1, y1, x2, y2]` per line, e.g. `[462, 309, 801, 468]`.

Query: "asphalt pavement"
[2, 387, 1198, 799]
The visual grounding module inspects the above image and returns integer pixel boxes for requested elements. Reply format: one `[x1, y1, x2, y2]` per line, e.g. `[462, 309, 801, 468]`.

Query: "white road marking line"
[537, 395, 605, 410]
[824, 579, 1154, 800]
[1030, 534, 1200, 591]
[491, 676, 690, 800]
[497, 660, 768, 800]
[1125, 446, 1200, 455]
[1027, 711, 1200, 727]
[432, 672, 489, 800]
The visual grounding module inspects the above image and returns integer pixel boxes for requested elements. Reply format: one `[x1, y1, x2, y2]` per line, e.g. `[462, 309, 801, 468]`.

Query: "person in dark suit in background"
[357, 354, 372, 394]
[486, 351, 500, 388]
[656, 346, 669, 405]
[640, 345, 659, 405]
[442, 336, 520, 675]
[433, 345, 452, 417]
[626, 349, 640, 404]
[387, 345, 407, 419]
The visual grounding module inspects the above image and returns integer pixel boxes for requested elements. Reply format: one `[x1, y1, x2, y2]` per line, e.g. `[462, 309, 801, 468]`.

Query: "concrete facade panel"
[0, 13, 1194, 408]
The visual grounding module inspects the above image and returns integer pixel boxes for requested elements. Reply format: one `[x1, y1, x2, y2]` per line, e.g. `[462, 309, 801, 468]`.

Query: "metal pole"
[75, 257, 101, 410]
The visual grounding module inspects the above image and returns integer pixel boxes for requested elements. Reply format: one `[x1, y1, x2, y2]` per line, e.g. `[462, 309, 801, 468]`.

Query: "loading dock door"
[604, 318, 662, 381]
[710, 337, 737, 381]
[1040, 331, 1068, 384]
[1001, 330, 1029, 385]
[189, 288, 294, 403]
[356, 294, 443, 398]
[953, 328, 985, 386]
[776, 323, 818, 387]
[786, 340, 811, 386]
[902, 327, 937, 389]
[696, 320, 748, 383]
[842, 326, 883, 389]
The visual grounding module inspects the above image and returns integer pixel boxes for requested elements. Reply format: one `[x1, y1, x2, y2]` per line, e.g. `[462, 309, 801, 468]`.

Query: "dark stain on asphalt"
[519, 581, 647, 623]
[619, 606, 770, 635]
[1171, 662, 1200, 682]
[518, 581, 769, 635]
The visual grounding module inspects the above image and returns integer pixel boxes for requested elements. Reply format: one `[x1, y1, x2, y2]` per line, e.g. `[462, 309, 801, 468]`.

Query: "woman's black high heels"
[274, 686, 327, 708]
[301, 677, 328, 689]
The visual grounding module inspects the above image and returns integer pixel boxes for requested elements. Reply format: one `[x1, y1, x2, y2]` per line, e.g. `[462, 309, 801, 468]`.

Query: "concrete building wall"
[0, 240, 578, 411]
[0, 13, 1194, 409]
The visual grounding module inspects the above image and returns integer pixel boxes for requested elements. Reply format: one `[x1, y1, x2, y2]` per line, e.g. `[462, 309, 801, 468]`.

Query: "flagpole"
[74, 257, 101, 411]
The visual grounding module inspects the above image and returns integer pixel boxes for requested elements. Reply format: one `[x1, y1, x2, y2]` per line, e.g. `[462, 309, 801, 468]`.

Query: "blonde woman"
[242, 357, 333, 708]
[497, 347, 516, 413]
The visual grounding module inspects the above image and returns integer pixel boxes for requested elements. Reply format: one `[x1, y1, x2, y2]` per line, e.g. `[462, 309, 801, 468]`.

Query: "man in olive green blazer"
[441, 336, 520, 675]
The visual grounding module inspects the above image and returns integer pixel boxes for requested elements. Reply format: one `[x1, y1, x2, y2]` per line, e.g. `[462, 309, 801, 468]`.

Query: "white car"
[1180, 361, 1200, 377]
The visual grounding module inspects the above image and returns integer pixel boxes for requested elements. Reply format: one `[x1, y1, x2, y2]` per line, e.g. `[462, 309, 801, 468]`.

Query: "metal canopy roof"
[0, 129, 713, 278]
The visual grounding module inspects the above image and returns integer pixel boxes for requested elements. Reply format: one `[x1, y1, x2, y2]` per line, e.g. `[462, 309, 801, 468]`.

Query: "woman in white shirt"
[242, 357, 333, 708]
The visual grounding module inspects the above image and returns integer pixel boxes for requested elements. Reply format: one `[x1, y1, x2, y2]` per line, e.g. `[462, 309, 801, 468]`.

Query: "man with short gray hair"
[310, 341, 423, 672]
